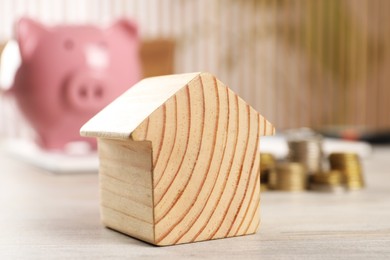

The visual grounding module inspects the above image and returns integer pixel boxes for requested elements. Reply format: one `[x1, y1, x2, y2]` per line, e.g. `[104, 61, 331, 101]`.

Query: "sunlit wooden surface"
[1, 145, 389, 259]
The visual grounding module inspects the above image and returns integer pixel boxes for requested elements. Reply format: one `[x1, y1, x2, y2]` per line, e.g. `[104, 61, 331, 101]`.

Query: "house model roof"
[80, 72, 274, 140]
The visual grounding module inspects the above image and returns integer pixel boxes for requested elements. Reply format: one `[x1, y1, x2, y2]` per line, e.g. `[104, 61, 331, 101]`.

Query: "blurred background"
[0, 0, 389, 141]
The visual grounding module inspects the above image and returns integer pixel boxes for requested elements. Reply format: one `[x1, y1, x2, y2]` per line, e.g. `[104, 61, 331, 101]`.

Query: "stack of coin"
[287, 129, 323, 175]
[274, 162, 306, 191]
[329, 153, 365, 190]
[309, 170, 346, 192]
[259, 153, 276, 191]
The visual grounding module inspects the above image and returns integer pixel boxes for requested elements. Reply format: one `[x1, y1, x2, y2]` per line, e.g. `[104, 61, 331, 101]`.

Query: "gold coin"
[287, 137, 323, 175]
[260, 153, 276, 187]
[328, 152, 365, 190]
[309, 183, 346, 193]
[260, 183, 268, 192]
[274, 162, 307, 191]
[268, 169, 278, 189]
[311, 170, 343, 185]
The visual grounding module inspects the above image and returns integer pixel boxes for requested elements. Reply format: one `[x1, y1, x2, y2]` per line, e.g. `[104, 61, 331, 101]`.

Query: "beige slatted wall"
[0, 0, 389, 136]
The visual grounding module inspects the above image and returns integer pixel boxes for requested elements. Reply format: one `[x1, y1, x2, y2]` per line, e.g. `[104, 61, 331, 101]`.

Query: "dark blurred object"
[140, 39, 174, 78]
[320, 126, 390, 144]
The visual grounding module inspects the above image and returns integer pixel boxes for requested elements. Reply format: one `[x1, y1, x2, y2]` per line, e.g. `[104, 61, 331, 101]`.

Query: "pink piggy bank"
[10, 17, 141, 150]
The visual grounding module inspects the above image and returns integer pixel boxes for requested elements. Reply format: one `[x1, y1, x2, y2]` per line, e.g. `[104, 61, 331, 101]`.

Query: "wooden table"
[1, 145, 390, 259]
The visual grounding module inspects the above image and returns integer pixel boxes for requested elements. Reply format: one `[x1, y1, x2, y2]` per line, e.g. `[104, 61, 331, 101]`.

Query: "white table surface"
[1, 145, 390, 259]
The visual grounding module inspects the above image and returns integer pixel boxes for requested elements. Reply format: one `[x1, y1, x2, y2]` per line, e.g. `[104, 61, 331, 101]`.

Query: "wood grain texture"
[82, 72, 274, 245]
[97, 138, 154, 244]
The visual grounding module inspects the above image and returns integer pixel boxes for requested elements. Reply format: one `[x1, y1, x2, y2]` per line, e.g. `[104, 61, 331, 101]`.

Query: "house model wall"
[80, 72, 275, 246]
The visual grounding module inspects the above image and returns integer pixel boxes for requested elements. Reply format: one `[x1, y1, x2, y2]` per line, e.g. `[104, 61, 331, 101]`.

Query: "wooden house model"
[80, 72, 275, 246]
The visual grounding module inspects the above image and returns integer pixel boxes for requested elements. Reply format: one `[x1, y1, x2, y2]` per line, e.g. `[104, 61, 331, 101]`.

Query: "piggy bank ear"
[16, 17, 47, 60]
[108, 19, 139, 39]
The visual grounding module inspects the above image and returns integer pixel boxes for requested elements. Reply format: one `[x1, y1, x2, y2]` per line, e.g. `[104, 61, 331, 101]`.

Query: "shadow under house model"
[80, 72, 275, 246]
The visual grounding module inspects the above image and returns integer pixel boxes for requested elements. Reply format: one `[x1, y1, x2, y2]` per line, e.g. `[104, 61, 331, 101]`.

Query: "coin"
[274, 162, 306, 191]
[311, 170, 344, 185]
[309, 170, 346, 193]
[329, 152, 365, 190]
[260, 153, 276, 190]
[260, 183, 268, 192]
[287, 129, 323, 175]
[309, 183, 346, 193]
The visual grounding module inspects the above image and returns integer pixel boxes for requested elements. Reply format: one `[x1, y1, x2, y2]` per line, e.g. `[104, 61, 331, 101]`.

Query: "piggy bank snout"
[66, 73, 108, 111]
